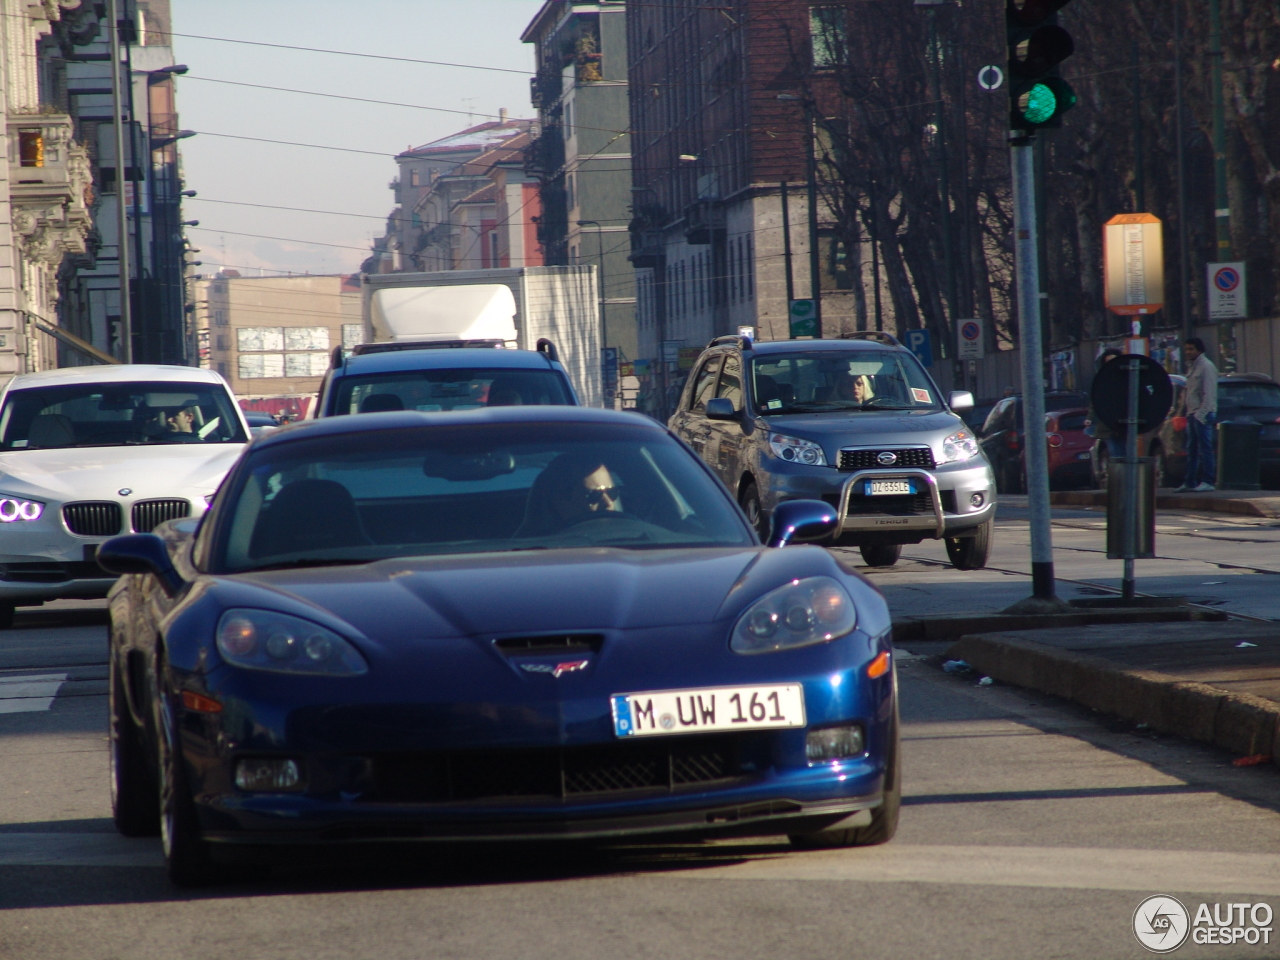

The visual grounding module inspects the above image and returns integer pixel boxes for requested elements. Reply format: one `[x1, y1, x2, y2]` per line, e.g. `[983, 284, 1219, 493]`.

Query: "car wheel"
[739, 481, 769, 541]
[110, 653, 159, 837]
[156, 660, 219, 887]
[859, 543, 901, 567]
[0, 604, 14, 630]
[790, 677, 900, 849]
[945, 519, 993, 571]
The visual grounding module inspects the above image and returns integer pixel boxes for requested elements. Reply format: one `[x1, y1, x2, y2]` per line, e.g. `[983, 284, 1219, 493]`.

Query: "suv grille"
[839, 448, 935, 471]
[63, 501, 122, 537]
[131, 499, 190, 533]
[370, 734, 747, 803]
[845, 491, 935, 516]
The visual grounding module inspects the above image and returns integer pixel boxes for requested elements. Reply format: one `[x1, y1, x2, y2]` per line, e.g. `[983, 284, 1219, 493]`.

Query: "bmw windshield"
[0, 382, 247, 449]
[214, 421, 753, 573]
[751, 349, 941, 415]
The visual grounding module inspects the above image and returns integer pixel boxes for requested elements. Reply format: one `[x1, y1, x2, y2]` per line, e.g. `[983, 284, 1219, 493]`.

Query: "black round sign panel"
[1090, 354, 1174, 436]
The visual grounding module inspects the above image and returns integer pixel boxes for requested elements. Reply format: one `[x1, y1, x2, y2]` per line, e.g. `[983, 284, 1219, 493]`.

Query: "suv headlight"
[768, 433, 827, 466]
[939, 429, 979, 464]
[0, 495, 44, 522]
[216, 609, 368, 676]
[731, 576, 857, 654]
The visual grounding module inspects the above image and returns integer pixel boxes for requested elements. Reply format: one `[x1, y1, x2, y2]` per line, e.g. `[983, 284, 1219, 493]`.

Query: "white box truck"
[360, 265, 602, 407]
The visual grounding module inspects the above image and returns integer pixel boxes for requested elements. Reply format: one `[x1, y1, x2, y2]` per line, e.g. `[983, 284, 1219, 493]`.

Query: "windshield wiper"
[249, 557, 372, 571]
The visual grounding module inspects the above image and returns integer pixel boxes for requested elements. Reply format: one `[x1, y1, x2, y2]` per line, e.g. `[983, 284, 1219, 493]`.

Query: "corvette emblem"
[520, 659, 590, 678]
[875, 451, 897, 466]
[118, 488, 132, 496]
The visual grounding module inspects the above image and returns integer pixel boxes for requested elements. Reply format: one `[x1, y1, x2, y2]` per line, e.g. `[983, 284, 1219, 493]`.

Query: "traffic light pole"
[1010, 134, 1057, 602]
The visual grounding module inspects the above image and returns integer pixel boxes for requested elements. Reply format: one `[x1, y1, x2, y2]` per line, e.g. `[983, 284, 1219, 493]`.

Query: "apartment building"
[195, 273, 361, 417]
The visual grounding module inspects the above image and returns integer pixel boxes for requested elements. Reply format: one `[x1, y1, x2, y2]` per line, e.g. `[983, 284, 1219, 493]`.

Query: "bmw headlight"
[0, 494, 44, 522]
[216, 609, 368, 676]
[939, 429, 979, 464]
[768, 433, 827, 466]
[731, 576, 857, 654]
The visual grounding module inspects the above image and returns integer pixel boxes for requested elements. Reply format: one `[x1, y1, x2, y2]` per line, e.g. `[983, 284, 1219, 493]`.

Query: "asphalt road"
[2, 506, 1279, 959]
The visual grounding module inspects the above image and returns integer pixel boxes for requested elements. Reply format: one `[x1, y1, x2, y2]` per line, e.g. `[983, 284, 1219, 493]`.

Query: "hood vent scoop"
[493, 634, 603, 656]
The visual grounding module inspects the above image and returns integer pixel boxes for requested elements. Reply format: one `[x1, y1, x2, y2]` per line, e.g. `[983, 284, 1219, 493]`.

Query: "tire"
[945, 519, 992, 571]
[156, 662, 219, 887]
[790, 678, 900, 849]
[739, 480, 769, 541]
[859, 543, 901, 567]
[110, 654, 159, 837]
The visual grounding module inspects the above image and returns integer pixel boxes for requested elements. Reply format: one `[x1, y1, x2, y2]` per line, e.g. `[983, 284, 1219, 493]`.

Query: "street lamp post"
[777, 95, 822, 337]
[577, 219, 609, 405]
[107, 0, 132, 362]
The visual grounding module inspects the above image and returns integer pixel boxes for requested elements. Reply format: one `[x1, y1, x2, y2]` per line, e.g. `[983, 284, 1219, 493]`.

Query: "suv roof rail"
[838, 331, 902, 347]
[349, 339, 507, 357]
[535, 338, 560, 362]
[707, 334, 752, 350]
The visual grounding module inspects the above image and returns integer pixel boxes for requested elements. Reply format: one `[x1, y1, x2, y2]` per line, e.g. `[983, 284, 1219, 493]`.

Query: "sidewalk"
[1052, 487, 1280, 519]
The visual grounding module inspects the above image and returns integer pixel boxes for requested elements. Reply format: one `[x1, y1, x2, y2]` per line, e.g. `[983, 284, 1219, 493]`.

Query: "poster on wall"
[1049, 350, 1076, 391]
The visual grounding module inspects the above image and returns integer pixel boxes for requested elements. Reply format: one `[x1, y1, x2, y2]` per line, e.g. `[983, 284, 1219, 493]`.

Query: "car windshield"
[750, 349, 939, 414]
[333, 368, 572, 415]
[0, 381, 247, 449]
[215, 421, 752, 572]
[1219, 381, 1280, 410]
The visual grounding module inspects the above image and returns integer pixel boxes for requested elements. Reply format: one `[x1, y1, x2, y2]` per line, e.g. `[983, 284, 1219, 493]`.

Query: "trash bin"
[1217, 420, 1261, 490]
[1106, 457, 1155, 559]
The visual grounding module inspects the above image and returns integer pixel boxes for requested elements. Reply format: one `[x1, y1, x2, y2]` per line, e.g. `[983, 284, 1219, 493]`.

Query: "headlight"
[939, 429, 979, 464]
[0, 494, 44, 522]
[216, 609, 368, 676]
[768, 433, 827, 466]
[731, 576, 856, 654]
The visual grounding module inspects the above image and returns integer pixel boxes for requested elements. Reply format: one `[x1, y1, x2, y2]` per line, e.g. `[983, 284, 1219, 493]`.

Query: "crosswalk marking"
[0, 673, 68, 714]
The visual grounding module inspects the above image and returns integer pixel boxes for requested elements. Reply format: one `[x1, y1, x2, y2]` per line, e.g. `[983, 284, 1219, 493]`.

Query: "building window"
[409, 169, 421, 187]
[746, 233, 755, 300]
[810, 6, 847, 68]
[566, 173, 576, 211]
[285, 353, 329, 377]
[215, 335, 228, 351]
[284, 327, 330, 351]
[237, 327, 284, 352]
[238, 354, 285, 379]
[18, 130, 43, 167]
[342, 323, 364, 350]
[564, 100, 574, 140]
[216, 362, 229, 379]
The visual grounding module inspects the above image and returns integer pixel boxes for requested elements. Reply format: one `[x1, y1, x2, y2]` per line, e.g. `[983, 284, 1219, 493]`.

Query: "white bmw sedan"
[0, 364, 249, 627]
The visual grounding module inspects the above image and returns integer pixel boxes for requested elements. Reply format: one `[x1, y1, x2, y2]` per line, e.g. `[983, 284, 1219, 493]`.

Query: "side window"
[715, 353, 742, 409]
[689, 356, 722, 413]
[984, 398, 1011, 434]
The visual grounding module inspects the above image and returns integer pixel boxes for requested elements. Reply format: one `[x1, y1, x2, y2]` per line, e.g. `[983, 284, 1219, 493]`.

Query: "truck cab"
[313, 340, 578, 418]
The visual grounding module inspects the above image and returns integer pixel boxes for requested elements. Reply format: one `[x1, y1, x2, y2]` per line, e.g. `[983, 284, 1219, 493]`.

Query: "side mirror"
[705, 397, 737, 421]
[767, 499, 839, 547]
[96, 534, 185, 597]
[949, 390, 975, 412]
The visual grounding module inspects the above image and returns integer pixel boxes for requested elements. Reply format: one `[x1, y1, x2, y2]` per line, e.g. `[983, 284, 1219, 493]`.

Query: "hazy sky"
[169, 0, 546, 278]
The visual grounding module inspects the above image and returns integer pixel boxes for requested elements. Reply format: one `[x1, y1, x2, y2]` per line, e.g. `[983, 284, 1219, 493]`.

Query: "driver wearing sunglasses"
[547, 461, 624, 527]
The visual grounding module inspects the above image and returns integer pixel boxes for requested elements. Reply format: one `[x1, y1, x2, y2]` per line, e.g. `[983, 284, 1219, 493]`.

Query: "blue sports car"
[99, 407, 899, 886]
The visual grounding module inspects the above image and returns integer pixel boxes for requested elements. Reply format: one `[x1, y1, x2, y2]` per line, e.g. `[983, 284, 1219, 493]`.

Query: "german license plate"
[612, 683, 806, 738]
[864, 479, 915, 496]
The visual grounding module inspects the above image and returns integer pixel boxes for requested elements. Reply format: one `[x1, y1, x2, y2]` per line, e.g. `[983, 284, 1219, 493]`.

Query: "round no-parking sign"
[1214, 266, 1240, 292]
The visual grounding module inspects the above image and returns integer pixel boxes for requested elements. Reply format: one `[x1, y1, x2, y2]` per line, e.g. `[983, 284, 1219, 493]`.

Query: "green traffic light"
[1020, 83, 1057, 124]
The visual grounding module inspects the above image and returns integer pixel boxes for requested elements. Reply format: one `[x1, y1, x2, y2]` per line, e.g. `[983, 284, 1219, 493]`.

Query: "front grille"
[0, 561, 107, 583]
[370, 734, 746, 803]
[838, 447, 935, 471]
[845, 491, 934, 516]
[494, 634, 603, 656]
[63, 501, 122, 537]
[131, 498, 190, 533]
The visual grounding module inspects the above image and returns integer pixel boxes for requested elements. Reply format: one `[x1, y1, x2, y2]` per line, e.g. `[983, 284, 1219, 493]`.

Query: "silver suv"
[669, 333, 996, 568]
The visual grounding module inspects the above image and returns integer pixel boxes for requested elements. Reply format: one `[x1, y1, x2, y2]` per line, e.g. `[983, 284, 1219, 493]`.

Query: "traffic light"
[1007, 0, 1077, 130]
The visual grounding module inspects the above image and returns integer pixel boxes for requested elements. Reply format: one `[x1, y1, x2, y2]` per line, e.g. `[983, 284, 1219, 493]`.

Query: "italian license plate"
[865, 479, 915, 496]
[612, 683, 806, 738]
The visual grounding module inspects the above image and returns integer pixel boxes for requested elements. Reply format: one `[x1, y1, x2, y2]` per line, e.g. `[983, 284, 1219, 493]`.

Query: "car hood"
[226, 545, 845, 641]
[0, 443, 244, 501]
[760, 408, 965, 444]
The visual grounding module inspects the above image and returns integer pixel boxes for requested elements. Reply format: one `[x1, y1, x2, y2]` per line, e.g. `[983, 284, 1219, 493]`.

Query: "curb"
[894, 607, 1225, 643]
[946, 633, 1280, 767]
[1052, 489, 1280, 519]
